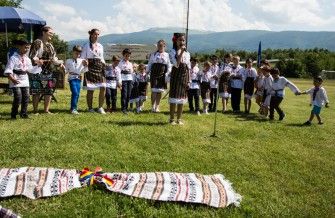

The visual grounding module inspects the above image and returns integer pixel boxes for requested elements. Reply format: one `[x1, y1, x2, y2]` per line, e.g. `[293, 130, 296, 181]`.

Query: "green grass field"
[0, 79, 334, 217]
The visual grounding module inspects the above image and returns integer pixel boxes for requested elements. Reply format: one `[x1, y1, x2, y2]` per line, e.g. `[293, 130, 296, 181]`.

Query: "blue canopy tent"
[0, 6, 46, 47]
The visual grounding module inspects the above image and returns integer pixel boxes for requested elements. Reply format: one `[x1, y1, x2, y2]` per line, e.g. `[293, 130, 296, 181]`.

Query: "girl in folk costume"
[230, 56, 244, 113]
[118, 48, 134, 115]
[81, 28, 106, 114]
[129, 63, 140, 113]
[209, 55, 220, 112]
[105, 55, 121, 113]
[137, 64, 150, 112]
[147, 40, 171, 113]
[29, 26, 65, 114]
[255, 67, 265, 109]
[5, 39, 41, 119]
[243, 58, 258, 114]
[188, 57, 201, 115]
[218, 53, 233, 113]
[269, 68, 300, 120]
[168, 33, 191, 125]
[200, 61, 212, 115]
[255, 60, 270, 112]
[260, 66, 273, 116]
[65, 45, 88, 115]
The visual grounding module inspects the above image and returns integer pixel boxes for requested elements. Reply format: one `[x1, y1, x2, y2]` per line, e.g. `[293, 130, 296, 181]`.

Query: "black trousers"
[11, 87, 30, 117]
[188, 89, 200, 112]
[106, 88, 117, 110]
[209, 88, 218, 111]
[121, 81, 133, 111]
[231, 88, 242, 111]
[269, 96, 284, 119]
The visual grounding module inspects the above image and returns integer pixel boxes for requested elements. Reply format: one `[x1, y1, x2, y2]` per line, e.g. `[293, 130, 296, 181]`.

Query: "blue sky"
[22, 0, 335, 40]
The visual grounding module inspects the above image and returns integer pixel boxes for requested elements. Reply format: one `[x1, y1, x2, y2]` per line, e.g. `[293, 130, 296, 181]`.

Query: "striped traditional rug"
[0, 205, 20, 218]
[1, 167, 241, 211]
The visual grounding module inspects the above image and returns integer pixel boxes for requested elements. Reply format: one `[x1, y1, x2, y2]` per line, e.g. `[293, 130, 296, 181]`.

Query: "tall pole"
[185, 0, 190, 48]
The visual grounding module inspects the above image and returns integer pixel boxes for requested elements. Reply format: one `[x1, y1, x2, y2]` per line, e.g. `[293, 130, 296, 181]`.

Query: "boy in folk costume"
[243, 58, 258, 114]
[105, 55, 121, 113]
[230, 56, 244, 113]
[209, 55, 220, 112]
[129, 63, 140, 113]
[137, 64, 150, 112]
[188, 57, 201, 115]
[5, 39, 41, 119]
[168, 33, 191, 125]
[147, 39, 171, 113]
[200, 61, 213, 115]
[269, 68, 300, 120]
[118, 48, 134, 115]
[65, 45, 88, 115]
[301, 76, 329, 125]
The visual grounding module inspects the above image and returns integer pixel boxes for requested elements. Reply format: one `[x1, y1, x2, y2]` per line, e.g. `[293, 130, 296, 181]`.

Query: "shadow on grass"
[286, 123, 310, 127]
[234, 113, 269, 123]
[104, 120, 168, 127]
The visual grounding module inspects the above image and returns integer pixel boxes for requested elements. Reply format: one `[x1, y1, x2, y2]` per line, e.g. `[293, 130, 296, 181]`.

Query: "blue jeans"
[69, 79, 81, 110]
[121, 80, 133, 111]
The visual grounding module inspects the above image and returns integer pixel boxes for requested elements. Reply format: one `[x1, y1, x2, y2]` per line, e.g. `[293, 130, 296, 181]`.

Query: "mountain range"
[69, 27, 335, 53]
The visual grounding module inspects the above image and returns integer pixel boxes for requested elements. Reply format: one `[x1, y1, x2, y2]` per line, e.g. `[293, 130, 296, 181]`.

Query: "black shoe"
[122, 110, 128, 115]
[279, 113, 286, 121]
[303, 121, 311, 126]
[11, 115, 16, 120]
[20, 114, 29, 119]
[318, 122, 324, 125]
[269, 117, 274, 121]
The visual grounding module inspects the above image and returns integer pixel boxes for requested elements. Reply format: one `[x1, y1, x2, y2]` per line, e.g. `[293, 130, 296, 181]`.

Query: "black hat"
[14, 39, 30, 46]
[122, 48, 131, 55]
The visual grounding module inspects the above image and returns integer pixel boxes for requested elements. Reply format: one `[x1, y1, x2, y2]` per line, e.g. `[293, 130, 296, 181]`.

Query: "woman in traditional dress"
[81, 28, 106, 114]
[147, 40, 171, 113]
[29, 26, 64, 114]
[168, 33, 191, 125]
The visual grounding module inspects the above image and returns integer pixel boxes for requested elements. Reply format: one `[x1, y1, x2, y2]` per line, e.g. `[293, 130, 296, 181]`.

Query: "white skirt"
[129, 98, 140, 104]
[169, 98, 187, 105]
[219, 92, 231, 99]
[151, 88, 165, 93]
[83, 82, 106, 91]
[139, 96, 147, 101]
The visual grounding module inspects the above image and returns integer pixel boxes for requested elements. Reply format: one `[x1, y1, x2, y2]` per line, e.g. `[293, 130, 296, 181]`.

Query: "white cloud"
[250, 0, 335, 28]
[43, 2, 76, 16]
[34, 0, 334, 40]
[37, 0, 271, 40]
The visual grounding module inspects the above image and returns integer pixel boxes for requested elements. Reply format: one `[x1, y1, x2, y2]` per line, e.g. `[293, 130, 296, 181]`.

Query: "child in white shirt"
[105, 55, 121, 113]
[5, 39, 41, 119]
[301, 76, 329, 125]
[65, 45, 88, 114]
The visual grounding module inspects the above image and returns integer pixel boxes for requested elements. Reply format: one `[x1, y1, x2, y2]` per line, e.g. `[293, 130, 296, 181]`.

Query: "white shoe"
[169, 119, 176, 125]
[155, 108, 160, 113]
[196, 111, 201, 116]
[152, 107, 156, 113]
[97, 107, 106, 114]
[177, 119, 184, 125]
[71, 110, 80, 115]
[88, 108, 95, 113]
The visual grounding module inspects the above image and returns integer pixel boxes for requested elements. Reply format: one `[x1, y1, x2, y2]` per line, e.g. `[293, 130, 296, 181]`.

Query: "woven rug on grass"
[1, 167, 241, 208]
[0, 205, 20, 218]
